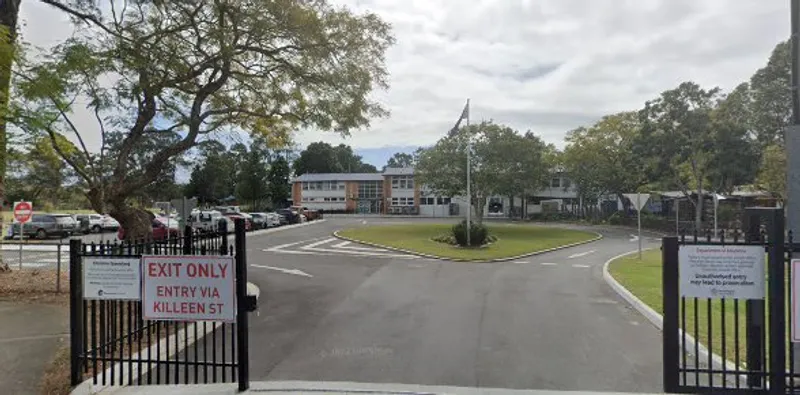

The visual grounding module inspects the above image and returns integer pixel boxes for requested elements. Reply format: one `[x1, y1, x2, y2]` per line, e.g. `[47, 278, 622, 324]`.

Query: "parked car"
[101, 215, 121, 231]
[189, 210, 232, 232]
[223, 213, 252, 231]
[74, 214, 105, 234]
[265, 212, 282, 227]
[10, 213, 79, 239]
[249, 212, 281, 229]
[117, 217, 180, 241]
[276, 208, 300, 224]
[291, 205, 322, 221]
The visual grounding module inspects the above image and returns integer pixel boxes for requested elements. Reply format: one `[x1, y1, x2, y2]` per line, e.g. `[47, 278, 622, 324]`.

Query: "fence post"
[234, 218, 249, 392]
[766, 208, 786, 394]
[69, 238, 83, 387]
[56, 243, 62, 293]
[220, 219, 229, 256]
[183, 225, 193, 255]
[662, 236, 680, 393]
[744, 208, 766, 389]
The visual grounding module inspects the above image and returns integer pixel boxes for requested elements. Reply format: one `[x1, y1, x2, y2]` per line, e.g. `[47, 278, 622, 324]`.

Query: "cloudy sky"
[18, 0, 790, 167]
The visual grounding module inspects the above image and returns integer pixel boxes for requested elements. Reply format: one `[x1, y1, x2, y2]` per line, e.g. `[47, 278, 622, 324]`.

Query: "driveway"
[241, 218, 664, 392]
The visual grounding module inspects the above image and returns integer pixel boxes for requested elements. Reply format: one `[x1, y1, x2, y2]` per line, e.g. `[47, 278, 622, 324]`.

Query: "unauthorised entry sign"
[142, 255, 235, 322]
[679, 245, 765, 300]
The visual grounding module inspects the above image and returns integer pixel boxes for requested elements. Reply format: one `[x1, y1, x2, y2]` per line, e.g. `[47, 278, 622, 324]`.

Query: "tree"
[185, 141, 236, 204]
[639, 82, 748, 230]
[384, 152, 415, 169]
[293, 141, 377, 175]
[417, 121, 551, 223]
[563, 112, 647, 215]
[756, 144, 786, 201]
[0, 0, 21, 271]
[234, 141, 270, 210]
[267, 155, 291, 208]
[11, 0, 394, 239]
[750, 41, 791, 147]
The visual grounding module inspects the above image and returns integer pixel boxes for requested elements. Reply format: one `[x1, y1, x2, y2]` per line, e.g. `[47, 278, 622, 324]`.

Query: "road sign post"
[623, 193, 650, 259]
[13, 201, 32, 269]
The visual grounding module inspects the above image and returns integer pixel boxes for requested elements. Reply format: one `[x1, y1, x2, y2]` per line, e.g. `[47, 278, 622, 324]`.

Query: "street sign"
[622, 193, 650, 211]
[13, 201, 33, 223]
[142, 255, 235, 322]
[171, 197, 198, 224]
[83, 257, 142, 300]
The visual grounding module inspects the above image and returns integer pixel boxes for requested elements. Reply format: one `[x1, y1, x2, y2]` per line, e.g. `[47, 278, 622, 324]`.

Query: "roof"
[293, 173, 384, 182]
[383, 167, 414, 176]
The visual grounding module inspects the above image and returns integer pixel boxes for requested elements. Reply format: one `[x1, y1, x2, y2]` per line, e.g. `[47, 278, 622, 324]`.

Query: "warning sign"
[679, 245, 765, 300]
[142, 255, 235, 322]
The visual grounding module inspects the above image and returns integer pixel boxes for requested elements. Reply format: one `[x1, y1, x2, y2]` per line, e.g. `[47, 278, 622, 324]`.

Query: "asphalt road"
[240, 218, 664, 393]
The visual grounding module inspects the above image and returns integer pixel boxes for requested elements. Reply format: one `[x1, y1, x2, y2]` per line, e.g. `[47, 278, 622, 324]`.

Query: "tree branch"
[39, 0, 126, 41]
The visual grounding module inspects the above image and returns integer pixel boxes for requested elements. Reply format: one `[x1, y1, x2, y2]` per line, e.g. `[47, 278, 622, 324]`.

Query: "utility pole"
[787, 0, 800, 374]
[465, 99, 472, 246]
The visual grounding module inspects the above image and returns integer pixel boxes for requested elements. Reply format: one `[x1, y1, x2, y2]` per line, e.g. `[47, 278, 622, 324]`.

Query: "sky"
[17, 0, 791, 169]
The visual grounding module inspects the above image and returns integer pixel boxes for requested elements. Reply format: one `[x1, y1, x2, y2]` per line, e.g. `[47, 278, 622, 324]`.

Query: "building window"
[302, 183, 308, 190]
[339, 197, 346, 202]
[550, 178, 561, 188]
[357, 181, 383, 199]
[391, 197, 414, 206]
[392, 176, 414, 189]
[421, 197, 435, 205]
[436, 197, 451, 205]
[338, 182, 345, 190]
[563, 178, 571, 188]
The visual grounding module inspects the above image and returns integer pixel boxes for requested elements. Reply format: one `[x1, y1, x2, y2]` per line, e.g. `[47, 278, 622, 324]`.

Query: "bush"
[527, 212, 577, 222]
[451, 220, 489, 247]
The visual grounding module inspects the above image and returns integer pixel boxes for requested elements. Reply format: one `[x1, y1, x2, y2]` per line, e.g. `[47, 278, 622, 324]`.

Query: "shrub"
[451, 220, 489, 247]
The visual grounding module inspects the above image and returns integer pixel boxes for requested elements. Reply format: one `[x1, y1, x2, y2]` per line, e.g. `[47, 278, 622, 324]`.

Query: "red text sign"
[142, 256, 235, 322]
[13, 201, 32, 223]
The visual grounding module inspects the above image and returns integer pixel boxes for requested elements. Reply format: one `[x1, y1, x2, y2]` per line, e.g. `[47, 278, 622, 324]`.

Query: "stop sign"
[13, 201, 33, 223]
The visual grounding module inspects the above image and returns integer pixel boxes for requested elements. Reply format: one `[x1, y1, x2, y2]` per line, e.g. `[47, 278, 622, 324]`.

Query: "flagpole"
[466, 99, 471, 246]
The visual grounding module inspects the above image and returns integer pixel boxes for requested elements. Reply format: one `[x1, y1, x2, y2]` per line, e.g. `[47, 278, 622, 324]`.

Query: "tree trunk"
[0, 0, 21, 272]
[473, 195, 486, 225]
[109, 200, 155, 241]
[695, 187, 704, 232]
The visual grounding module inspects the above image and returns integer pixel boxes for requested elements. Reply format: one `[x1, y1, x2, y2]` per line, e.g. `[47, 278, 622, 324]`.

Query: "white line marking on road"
[572, 264, 591, 268]
[630, 321, 640, 326]
[513, 260, 530, 264]
[539, 262, 558, 266]
[333, 241, 351, 248]
[251, 264, 313, 277]
[629, 234, 639, 242]
[304, 245, 419, 258]
[301, 238, 338, 250]
[568, 250, 596, 259]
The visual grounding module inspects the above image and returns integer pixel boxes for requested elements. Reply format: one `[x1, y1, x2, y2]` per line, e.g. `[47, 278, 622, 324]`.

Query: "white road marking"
[629, 234, 639, 242]
[333, 241, 351, 248]
[304, 245, 419, 259]
[251, 264, 313, 277]
[332, 241, 392, 252]
[265, 239, 317, 251]
[513, 260, 530, 264]
[301, 238, 338, 250]
[539, 262, 558, 266]
[568, 250, 596, 259]
[572, 264, 591, 268]
[630, 321, 640, 326]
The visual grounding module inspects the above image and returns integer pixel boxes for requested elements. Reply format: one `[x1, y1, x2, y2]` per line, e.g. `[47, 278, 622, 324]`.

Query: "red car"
[117, 217, 180, 241]
[223, 213, 252, 231]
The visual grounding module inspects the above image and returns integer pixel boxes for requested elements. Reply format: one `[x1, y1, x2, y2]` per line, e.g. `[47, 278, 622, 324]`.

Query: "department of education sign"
[679, 245, 765, 300]
[142, 255, 235, 322]
[83, 257, 142, 300]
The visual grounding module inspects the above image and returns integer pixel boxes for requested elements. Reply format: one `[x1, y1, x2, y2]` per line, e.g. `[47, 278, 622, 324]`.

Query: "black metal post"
[662, 236, 680, 393]
[744, 208, 766, 389]
[766, 208, 786, 394]
[234, 218, 249, 392]
[183, 225, 193, 255]
[220, 219, 229, 256]
[69, 238, 83, 386]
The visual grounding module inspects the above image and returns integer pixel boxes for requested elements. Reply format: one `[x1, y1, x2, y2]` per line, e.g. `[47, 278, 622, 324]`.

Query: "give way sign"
[13, 201, 33, 223]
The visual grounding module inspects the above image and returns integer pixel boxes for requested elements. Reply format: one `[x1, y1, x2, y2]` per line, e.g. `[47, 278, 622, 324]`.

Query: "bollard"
[56, 244, 62, 293]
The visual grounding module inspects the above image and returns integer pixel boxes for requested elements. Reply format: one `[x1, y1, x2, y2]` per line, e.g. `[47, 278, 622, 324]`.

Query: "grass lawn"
[610, 249, 751, 366]
[337, 223, 597, 260]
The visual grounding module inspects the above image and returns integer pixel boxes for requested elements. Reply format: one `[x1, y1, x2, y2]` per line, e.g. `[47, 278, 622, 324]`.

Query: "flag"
[448, 99, 470, 136]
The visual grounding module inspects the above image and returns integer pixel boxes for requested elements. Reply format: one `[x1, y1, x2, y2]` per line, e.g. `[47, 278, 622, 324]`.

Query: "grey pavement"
[238, 218, 664, 393]
[0, 301, 69, 395]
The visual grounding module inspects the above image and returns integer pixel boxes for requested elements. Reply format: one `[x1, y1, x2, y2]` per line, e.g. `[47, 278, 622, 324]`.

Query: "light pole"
[788, 0, 800, 373]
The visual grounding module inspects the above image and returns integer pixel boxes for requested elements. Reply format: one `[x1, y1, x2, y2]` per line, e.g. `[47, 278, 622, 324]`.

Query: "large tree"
[185, 141, 236, 205]
[384, 152, 415, 169]
[293, 141, 377, 175]
[0, 0, 21, 271]
[416, 121, 550, 223]
[234, 140, 270, 210]
[10, 0, 393, 239]
[267, 155, 291, 208]
[750, 41, 791, 147]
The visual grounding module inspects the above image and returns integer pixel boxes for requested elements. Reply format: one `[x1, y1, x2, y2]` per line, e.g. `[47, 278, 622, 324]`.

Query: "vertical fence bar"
[69, 239, 84, 386]
[662, 236, 680, 393]
[57, 243, 62, 293]
[91, 300, 97, 384]
[707, 298, 713, 388]
[768, 208, 786, 394]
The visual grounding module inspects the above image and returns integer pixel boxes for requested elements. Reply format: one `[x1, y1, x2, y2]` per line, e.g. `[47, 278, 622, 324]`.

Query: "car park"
[117, 217, 180, 241]
[9, 213, 80, 239]
[222, 212, 252, 231]
[74, 214, 104, 234]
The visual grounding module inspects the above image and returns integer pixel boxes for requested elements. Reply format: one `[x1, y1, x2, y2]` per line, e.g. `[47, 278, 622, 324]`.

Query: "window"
[391, 197, 415, 206]
[420, 197, 435, 205]
[338, 197, 346, 202]
[302, 183, 308, 190]
[436, 197, 451, 205]
[392, 176, 414, 189]
[338, 182, 345, 190]
[563, 178, 571, 188]
[550, 178, 561, 188]
[357, 181, 383, 199]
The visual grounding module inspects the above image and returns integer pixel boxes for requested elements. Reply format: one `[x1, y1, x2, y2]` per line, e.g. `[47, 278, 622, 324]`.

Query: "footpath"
[0, 300, 69, 395]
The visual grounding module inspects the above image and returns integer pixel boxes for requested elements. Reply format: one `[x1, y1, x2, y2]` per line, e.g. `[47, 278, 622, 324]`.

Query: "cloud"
[18, 0, 790, 153]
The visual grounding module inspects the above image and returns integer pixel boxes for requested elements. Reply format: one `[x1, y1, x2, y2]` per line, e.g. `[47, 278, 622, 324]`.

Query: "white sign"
[791, 259, 800, 342]
[83, 257, 141, 300]
[622, 193, 650, 211]
[142, 255, 235, 322]
[679, 245, 765, 299]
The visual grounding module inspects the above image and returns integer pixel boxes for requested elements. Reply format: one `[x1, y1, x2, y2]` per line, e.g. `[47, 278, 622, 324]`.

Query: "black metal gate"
[69, 219, 251, 391]
[660, 207, 800, 394]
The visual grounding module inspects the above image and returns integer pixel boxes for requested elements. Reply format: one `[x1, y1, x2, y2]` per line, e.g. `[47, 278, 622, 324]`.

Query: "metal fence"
[662, 207, 799, 394]
[69, 220, 251, 391]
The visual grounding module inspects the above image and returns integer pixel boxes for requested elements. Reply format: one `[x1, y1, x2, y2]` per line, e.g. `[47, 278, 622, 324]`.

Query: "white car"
[101, 215, 120, 230]
[189, 210, 233, 232]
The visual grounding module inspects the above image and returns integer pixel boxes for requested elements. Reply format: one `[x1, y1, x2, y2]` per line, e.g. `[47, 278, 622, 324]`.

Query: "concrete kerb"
[70, 282, 261, 395]
[331, 229, 603, 263]
[601, 249, 746, 387]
